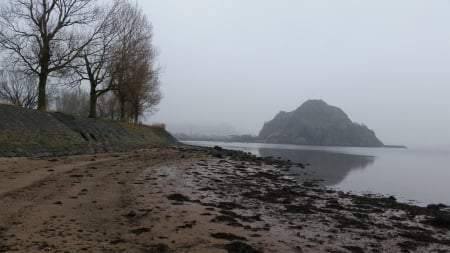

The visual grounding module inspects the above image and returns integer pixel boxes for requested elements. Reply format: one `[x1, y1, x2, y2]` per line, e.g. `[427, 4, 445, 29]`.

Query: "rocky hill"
[0, 104, 177, 157]
[259, 100, 383, 147]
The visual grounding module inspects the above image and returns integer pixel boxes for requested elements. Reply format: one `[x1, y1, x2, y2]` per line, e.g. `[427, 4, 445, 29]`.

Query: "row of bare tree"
[55, 88, 122, 120]
[0, 0, 161, 123]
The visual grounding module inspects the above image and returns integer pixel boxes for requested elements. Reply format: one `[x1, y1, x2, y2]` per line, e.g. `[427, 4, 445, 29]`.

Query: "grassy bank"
[0, 104, 177, 157]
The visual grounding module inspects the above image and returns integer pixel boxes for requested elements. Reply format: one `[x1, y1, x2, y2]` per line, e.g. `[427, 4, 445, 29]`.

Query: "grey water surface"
[184, 141, 450, 206]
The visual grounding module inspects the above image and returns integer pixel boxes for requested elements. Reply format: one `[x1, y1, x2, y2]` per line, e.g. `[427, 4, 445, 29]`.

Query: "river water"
[184, 141, 450, 206]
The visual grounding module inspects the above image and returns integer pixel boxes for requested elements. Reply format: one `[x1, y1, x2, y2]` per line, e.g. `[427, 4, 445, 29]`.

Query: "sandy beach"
[0, 146, 449, 253]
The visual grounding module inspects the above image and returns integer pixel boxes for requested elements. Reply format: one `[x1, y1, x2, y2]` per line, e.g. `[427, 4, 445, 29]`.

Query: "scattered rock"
[387, 196, 397, 202]
[342, 245, 364, 253]
[397, 241, 419, 251]
[123, 211, 137, 218]
[110, 238, 126, 245]
[130, 227, 151, 235]
[284, 204, 315, 214]
[399, 230, 437, 244]
[177, 220, 197, 229]
[198, 186, 215, 191]
[145, 243, 170, 253]
[212, 215, 243, 227]
[427, 203, 448, 211]
[224, 241, 263, 253]
[211, 233, 247, 241]
[254, 172, 279, 180]
[425, 212, 450, 229]
[211, 151, 224, 158]
[294, 246, 303, 253]
[216, 202, 245, 210]
[213, 146, 223, 151]
[167, 193, 190, 202]
[36, 241, 53, 250]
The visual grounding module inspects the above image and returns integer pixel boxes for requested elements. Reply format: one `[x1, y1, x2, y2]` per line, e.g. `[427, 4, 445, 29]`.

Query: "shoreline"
[180, 139, 406, 149]
[184, 141, 450, 208]
[0, 146, 449, 252]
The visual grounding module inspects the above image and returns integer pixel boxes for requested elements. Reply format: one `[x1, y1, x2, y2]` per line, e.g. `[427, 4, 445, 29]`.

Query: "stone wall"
[0, 104, 177, 157]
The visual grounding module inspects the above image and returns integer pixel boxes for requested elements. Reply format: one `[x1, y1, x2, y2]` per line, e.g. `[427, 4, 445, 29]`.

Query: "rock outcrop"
[259, 100, 383, 147]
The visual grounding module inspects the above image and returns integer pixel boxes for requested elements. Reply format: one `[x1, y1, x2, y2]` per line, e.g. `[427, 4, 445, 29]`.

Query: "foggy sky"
[137, 0, 450, 148]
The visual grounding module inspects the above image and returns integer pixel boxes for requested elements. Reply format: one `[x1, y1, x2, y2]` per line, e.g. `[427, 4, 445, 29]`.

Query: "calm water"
[184, 141, 450, 206]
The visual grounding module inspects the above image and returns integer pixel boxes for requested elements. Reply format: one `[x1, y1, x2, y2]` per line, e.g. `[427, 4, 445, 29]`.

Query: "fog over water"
[137, 0, 450, 149]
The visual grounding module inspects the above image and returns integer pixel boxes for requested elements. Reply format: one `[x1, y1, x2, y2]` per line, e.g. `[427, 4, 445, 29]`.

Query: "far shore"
[0, 146, 448, 252]
[182, 139, 407, 149]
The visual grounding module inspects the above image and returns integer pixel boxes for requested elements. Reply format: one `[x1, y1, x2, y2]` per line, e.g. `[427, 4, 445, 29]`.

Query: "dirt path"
[0, 147, 449, 253]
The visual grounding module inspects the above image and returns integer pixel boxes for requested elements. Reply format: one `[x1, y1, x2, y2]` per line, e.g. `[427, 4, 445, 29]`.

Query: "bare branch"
[0, 0, 101, 110]
[108, 0, 160, 123]
[0, 69, 39, 108]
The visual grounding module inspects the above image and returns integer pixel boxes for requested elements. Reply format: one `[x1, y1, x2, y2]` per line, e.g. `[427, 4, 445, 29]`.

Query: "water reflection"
[258, 148, 375, 186]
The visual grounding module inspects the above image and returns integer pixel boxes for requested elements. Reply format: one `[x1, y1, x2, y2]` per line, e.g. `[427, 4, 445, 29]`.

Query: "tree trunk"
[133, 102, 139, 124]
[37, 42, 50, 111]
[119, 95, 126, 121]
[37, 73, 47, 111]
[134, 109, 139, 124]
[88, 88, 97, 118]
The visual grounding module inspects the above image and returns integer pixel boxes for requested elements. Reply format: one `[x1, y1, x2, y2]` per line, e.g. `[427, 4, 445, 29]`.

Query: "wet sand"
[0, 146, 449, 252]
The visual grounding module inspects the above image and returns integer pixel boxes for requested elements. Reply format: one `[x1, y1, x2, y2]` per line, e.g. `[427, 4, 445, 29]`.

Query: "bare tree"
[97, 92, 120, 120]
[0, 0, 100, 111]
[109, 0, 161, 123]
[72, 0, 121, 118]
[55, 88, 89, 116]
[0, 69, 38, 108]
[126, 56, 161, 123]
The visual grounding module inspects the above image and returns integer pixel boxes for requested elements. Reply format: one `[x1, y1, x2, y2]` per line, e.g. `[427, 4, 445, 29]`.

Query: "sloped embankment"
[0, 104, 177, 157]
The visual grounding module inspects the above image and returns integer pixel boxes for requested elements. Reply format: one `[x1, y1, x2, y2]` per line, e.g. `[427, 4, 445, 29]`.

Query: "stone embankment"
[0, 104, 177, 157]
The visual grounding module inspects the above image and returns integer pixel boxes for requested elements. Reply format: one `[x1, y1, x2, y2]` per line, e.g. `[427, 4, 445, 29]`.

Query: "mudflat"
[0, 147, 449, 252]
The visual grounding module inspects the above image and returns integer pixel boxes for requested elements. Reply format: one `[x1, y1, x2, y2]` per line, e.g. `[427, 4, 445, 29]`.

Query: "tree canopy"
[0, 0, 161, 123]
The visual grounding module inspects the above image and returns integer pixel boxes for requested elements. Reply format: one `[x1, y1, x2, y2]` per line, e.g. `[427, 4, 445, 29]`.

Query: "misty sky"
[136, 0, 450, 148]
